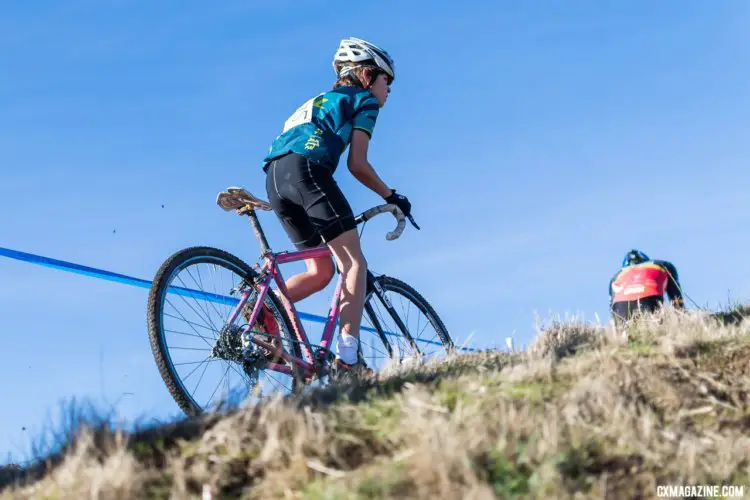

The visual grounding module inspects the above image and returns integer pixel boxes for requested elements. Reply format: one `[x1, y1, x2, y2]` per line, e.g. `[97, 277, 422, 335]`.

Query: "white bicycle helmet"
[333, 37, 395, 82]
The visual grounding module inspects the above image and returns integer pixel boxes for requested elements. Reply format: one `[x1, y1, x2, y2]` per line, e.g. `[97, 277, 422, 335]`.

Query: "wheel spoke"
[165, 329, 215, 343]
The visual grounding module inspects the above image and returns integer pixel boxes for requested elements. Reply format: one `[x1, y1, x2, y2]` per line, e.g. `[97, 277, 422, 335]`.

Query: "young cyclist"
[251, 37, 413, 375]
[609, 249, 685, 324]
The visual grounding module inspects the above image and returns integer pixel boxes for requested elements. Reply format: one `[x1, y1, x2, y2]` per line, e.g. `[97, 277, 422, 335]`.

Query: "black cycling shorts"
[611, 295, 664, 324]
[265, 152, 356, 250]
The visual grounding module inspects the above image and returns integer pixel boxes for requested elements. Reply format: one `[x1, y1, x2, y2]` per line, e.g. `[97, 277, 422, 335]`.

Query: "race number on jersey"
[282, 93, 323, 133]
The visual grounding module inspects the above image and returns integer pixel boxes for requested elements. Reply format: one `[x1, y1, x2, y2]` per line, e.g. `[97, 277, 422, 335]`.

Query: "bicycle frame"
[213, 190, 414, 383]
[232, 245, 342, 381]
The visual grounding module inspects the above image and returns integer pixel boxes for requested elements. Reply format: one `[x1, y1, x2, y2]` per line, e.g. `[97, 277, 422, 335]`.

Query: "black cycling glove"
[383, 189, 412, 217]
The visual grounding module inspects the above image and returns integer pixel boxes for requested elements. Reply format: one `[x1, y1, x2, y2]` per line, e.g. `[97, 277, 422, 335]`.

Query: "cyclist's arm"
[347, 129, 392, 198]
[657, 259, 684, 308]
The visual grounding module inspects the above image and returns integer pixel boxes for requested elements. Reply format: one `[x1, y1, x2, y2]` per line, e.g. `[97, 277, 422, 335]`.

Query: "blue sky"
[2, 0, 750, 462]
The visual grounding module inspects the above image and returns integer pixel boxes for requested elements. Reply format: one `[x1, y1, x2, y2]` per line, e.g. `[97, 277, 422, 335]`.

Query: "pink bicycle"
[146, 187, 454, 416]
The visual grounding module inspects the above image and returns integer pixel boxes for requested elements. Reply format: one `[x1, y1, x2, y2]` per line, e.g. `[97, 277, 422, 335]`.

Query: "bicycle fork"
[364, 271, 421, 359]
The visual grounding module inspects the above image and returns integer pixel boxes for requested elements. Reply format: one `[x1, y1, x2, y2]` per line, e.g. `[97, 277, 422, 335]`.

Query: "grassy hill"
[1, 306, 749, 499]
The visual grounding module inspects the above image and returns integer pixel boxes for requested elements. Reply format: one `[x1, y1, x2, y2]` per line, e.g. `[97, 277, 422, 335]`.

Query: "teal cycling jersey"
[262, 86, 380, 171]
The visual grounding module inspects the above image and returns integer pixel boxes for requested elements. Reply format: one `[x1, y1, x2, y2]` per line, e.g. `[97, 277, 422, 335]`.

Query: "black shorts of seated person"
[264, 152, 356, 250]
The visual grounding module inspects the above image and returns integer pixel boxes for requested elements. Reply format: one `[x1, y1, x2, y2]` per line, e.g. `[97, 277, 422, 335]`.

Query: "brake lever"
[407, 215, 421, 230]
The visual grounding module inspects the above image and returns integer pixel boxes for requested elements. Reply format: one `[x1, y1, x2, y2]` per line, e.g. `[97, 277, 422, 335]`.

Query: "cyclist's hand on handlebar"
[384, 189, 412, 217]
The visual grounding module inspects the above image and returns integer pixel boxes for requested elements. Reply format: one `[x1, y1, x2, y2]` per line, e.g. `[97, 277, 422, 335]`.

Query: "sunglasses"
[372, 68, 393, 86]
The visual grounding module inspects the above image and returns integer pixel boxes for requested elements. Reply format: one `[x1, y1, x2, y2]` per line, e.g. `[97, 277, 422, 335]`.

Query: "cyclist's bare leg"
[283, 255, 334, 303]
[326, 229, 367, 365]
[256, 255, 333, 362]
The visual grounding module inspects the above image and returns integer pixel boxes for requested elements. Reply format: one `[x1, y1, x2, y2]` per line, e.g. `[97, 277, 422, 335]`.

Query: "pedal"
[315, 347, 335, 363]
[314, 347, 335, 377]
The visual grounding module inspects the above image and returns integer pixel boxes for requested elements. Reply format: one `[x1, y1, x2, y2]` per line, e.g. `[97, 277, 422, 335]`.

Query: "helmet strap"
[338, 64, 378, 89]
[338, 65, 365, 87]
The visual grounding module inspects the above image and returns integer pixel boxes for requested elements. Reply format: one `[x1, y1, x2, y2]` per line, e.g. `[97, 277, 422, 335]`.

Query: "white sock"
[335, 333, 359, 365]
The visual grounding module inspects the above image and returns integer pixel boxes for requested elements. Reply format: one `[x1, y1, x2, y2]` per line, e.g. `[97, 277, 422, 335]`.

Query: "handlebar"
[354, 203, 420, 241]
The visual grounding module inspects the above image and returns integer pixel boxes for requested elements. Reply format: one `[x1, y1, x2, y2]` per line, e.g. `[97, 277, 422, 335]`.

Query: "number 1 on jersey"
[283, 94, 322, 133]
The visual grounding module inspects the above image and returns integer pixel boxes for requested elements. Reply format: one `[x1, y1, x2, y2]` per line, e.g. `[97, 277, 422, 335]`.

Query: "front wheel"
[146, 246, 301, 417]
[358, 275, 454, 373]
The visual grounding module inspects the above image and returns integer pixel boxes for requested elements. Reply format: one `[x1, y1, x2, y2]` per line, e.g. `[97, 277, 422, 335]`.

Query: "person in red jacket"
[609, 249, 685, 324]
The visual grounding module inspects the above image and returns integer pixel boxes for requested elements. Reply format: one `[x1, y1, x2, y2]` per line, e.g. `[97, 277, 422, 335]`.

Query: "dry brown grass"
[2, 307, 750, 499]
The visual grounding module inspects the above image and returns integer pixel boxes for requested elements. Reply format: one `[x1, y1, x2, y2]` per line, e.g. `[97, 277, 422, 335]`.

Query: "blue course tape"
[0, 246, 476, 352]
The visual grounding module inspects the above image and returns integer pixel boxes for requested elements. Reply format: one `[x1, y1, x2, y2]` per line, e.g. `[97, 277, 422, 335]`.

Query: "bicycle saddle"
[216, 187, 273, 212]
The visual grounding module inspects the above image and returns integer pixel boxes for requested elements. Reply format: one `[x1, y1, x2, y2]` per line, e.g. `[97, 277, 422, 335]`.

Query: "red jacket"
[610, 263, 671, 303]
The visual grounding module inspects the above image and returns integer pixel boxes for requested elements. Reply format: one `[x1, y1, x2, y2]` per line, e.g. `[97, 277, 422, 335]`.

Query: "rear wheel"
[358, 275, 454, 373]
[146, 246, 301, 417]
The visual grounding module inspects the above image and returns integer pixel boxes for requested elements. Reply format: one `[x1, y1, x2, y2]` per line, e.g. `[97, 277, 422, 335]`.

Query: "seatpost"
[246, 209, 272, 256]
